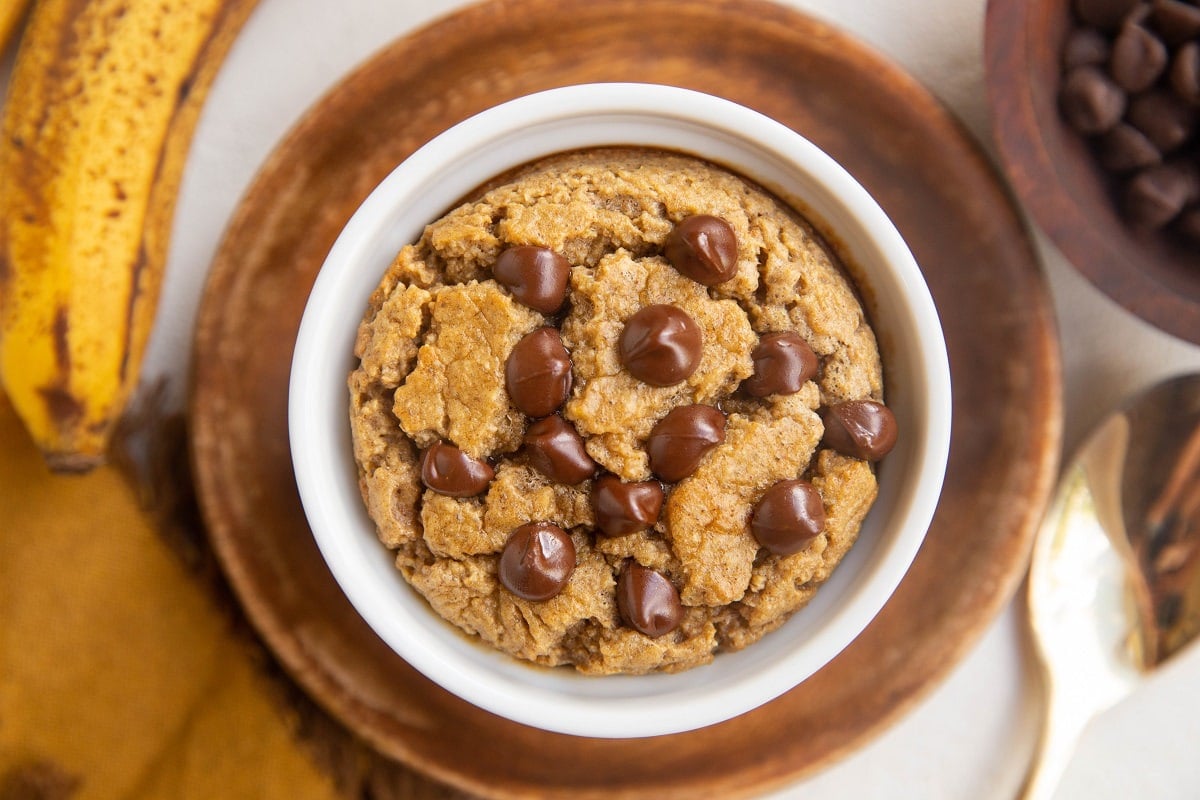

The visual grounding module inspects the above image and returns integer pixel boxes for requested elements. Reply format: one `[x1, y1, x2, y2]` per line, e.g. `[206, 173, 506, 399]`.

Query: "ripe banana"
[0, 0, 260, 470]
[0, 0, 32, 55]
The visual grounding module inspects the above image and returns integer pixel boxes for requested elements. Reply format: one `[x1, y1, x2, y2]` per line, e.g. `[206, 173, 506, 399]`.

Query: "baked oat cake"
[347, 147, 897, 675]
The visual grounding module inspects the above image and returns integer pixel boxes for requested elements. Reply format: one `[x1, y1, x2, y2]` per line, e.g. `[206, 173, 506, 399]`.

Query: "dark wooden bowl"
[986, 0, 1200, 344]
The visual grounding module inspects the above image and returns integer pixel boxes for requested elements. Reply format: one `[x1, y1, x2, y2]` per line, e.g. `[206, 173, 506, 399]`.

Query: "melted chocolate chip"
[751, 479, 826, 555]
[821, 400, 899, 461]
[419, 441, 495, 497]
[646, 405, 726, 483]
[618, 305, 703, 386]
[1060, 65, 1127, 135]
[498, 522, 576, 601]
[664, 214, 739, 286]
[505, 327, 573, 418]
[592, 474, 664, 537]
[742, 332, 819, 398]
[493, 245, 571, 314]
[617, 563, 683, 638]
[1110, 22, 1168, 92]
[523, 414, 597, 485]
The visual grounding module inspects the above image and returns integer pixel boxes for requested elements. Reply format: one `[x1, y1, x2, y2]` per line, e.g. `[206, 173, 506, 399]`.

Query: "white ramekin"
[289, 82, 951, 739]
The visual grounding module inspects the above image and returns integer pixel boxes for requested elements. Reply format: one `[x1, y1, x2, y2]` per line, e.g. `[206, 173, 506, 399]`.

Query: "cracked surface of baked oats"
[348, 148, 884, 674]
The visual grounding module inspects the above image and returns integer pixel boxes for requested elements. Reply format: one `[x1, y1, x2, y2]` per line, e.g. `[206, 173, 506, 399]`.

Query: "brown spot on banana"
[52, 303, 69, 371]
[35, 384, 99, 472]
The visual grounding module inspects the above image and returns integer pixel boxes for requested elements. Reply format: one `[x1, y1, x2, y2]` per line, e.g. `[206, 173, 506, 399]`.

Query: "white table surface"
[5, 1, 1200, 797]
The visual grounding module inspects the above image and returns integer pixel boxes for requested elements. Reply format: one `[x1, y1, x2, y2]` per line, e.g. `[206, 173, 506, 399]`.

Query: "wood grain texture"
[190, 0, 1063, 797]
[986, 0, 1200, 344]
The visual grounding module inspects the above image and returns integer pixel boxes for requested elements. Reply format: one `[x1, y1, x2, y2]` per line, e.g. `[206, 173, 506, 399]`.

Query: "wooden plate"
[986, 0, 1200, 344]
[191, 1, 1062, 797]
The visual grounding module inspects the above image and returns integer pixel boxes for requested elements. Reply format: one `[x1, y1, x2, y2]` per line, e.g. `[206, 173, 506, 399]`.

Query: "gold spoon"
[1021, 373, 1200, 799]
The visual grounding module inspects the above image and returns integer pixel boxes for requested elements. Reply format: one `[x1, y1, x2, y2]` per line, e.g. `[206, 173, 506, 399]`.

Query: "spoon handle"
[1018, 683, 1095, 800]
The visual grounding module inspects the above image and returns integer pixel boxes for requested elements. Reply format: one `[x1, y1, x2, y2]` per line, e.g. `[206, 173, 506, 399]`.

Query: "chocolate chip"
[1174, 206, 1200, 241]
[493, 245, 571, 314]
[498, 522, 576, 601]
[1150, 0, 1200, 45]
[1171, 42, 1200, 104]
[1110, 22, 1168, 92]
[1177, 160, 1200, 203]
[664, 214, 739, 286]
[1098, 122, 1163, 171]
[618, 304, 703, 386]
[742, 331, 819, 398]
[1074, 0, 1142, 29]
[821, 400, 899, 461]
[1063, 27, 1112, 67]
[616, 563, 683, 638]
[1123, 163, 1192, 227]
[1127, 89, 1197, 153]
[523, 414, 596, 485]
[1059, 66, 1128, 135]
[505, 327, 572, 418]
[1127, 1, 1154, 24]
[591, 474, 664, 537]
[419, 441, 495, 497]
[751, 479, 826, 555]
[646, 405, 726, 482]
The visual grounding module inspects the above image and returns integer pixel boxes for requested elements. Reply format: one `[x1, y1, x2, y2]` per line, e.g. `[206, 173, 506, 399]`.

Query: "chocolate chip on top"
[664, 214, 739, 286]
[617, 563, 683, 638]
[591, 474, 664, 537]
[821, 400, 899, 461]
[646, 404, 726, 483]
[618, 304, 703, 386]
[505, 327, 572, 418]
[523, 414, 597, 485]
[751, 479, 826, 555]
[498, 522, 576, 601]
[419, 441, 495, 497]
[742, 332, 819, 398]
[493, 245, 571, 314]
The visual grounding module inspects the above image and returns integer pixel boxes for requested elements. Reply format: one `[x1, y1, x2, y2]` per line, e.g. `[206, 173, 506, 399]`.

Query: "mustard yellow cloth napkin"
[0, 392, 341, 799]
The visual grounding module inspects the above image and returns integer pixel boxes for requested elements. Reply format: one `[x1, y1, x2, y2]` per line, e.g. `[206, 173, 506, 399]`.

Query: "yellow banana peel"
[0, 0, 259, 471]
[0, 0, 32, 55]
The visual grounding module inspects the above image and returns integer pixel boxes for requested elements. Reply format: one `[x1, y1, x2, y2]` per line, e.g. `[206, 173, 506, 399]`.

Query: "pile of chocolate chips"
[416, 214, 898, 641]
[1058, 0, 1200, 240]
